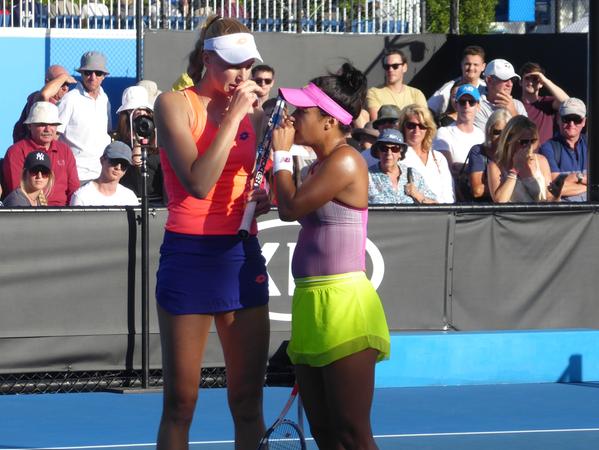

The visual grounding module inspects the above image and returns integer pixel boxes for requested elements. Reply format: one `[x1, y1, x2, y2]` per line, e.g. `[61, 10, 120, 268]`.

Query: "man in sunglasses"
[539, 98, 587, 202]
[251, 64, 275, 108]
[3, 101, 80, 206]
[70, 141, 139, 206]
[474, 58, 528, 131]
[12, 65, 76, 143]
[433, 84, 485, 177]
[519, 62, 569, 145]
[58, 51, 112, 184]
[366, 47, 427, 122]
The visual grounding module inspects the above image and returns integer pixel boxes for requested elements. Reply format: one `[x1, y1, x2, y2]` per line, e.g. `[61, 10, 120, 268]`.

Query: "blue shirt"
[539, 135, 587, 174]
[466, 144, 490, 174]
[368, 162, 437, 204]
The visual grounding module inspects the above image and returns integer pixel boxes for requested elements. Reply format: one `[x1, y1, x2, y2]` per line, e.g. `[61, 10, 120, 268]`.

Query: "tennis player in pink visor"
[272, 64, 391, 450]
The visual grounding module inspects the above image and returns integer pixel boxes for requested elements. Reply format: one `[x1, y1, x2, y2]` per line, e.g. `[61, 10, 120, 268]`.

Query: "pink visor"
[278, 83, 353, 125]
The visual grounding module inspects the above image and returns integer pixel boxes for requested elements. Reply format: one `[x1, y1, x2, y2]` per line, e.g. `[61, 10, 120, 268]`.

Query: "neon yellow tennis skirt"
[286, 271, 391, 367]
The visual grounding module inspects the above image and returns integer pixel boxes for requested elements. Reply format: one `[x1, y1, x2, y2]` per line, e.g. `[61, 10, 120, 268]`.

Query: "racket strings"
[260, 419, 305, 450]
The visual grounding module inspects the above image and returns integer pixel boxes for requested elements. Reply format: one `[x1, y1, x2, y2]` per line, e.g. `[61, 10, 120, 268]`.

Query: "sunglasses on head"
[404, 121, 427, 131]
[458, 98, 478, 107]
[517, 138, 538, 147]
[82, 70, 105, 77]
[254, 77, 273, 86]
[561, 115, 584, 125]
[382, 62, 404, 71]
[108, 158, 130, 170]
[28, 167, 51, 177]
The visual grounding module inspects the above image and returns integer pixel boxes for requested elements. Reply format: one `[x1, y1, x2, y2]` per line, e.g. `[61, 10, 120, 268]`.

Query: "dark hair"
[519, 61, 545, 78]
[383, 47, 407, 64]
[462, 45, 485, 60]
[187, 15, 252, 84]
[252, 64, 275, 77]
[310, 62, 367, 132]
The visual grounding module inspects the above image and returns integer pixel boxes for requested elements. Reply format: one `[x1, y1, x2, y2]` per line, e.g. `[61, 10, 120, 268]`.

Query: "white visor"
[204, 33, 263, 65]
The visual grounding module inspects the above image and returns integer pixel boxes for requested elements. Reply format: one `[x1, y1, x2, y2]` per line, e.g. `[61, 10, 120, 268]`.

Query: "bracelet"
[508, 168, 519, 176]
[273, 151, 294, 174]
[506, 172, 518, 180]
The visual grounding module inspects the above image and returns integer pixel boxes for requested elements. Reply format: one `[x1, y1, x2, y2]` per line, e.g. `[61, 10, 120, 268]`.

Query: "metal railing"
[0, 0, 422, 33]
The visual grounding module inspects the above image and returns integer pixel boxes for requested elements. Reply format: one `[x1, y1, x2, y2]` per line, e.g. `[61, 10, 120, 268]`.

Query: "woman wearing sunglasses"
[272, 63, 390, 450]
[368, 128, 437, 204]
[3, 151, 54, 207]
[400, 104, 455, 203]
[487, 115, 559, 203]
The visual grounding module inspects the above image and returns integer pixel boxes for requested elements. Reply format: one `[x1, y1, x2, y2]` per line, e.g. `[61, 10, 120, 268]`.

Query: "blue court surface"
[1, 382, 599, 450]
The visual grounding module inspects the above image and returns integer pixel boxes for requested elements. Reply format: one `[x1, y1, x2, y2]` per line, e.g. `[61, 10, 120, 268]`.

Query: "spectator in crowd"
[70, 141, 139, 206]
[366, 47, 426, 121]
[3, 151, 54, 207]
[519, 62, 569, 145]
[474, 59, 527, 131]
[58, 51, 112, 183]
[487, 116, 558, 203]
[352, 121, 380, 167]
[13, 65, 76, 143]
[137, 79, 162, 107]
[539, 98, 587, 202]
[434, 84, 485, 176]
[251, 64, 275, 108]
[401, 104, 455, 203]
[428, 45, 487, 118]
[464, 108, 512, 202]
[3, 102, 80, 206]
[113, 86, 164, 203]
[368, 128, 437, 204]
[372, 104, 401, 132]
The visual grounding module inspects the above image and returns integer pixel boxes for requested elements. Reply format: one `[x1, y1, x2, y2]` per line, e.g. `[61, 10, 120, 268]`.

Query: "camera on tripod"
[132, 115, 155, 140]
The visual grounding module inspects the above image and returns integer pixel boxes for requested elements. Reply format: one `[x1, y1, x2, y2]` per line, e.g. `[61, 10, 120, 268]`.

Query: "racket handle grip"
[237, 200, 257, 239]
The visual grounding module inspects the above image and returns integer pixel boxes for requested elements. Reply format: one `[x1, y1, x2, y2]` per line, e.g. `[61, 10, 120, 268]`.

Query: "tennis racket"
[238, 97, 286, 239]
[257, 384, 306, 450]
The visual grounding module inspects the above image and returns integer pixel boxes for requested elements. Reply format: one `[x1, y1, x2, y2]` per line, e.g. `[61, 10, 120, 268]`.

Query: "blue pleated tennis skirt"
[156, 230, 269, 314]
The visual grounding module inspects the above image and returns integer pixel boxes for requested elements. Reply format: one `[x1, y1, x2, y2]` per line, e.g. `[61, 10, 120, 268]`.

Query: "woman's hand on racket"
[227, 80, 261, 122]
[247, 188, 271, 217]
[272, 114, 295, 151]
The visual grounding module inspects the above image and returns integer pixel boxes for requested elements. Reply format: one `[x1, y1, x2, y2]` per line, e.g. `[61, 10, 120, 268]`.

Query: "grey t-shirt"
[474, 95, 528, 130]
[3, 188, 33, 207]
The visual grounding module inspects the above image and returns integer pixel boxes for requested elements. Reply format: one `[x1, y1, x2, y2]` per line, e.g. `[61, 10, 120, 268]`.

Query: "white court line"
[5, 428, 599, 450]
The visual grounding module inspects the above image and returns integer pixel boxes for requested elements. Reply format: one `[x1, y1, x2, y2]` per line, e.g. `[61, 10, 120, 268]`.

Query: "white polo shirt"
[402, 146, 455, 204]
[58, 82, 112, 182]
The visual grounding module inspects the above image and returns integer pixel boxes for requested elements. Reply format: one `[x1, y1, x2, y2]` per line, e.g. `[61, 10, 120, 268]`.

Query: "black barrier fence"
[2, 205, 599, 392]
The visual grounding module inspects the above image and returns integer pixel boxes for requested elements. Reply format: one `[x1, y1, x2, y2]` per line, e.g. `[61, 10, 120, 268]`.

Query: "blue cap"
[455, 84, 481, 102]
[371, 128, 408, 158]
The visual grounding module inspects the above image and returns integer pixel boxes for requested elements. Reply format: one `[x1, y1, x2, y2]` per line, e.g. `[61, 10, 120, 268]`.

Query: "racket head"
[257, 419, 306, 450]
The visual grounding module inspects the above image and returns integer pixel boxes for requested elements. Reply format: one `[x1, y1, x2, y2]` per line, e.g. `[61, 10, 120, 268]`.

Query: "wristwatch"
[576, 172, 584, 184]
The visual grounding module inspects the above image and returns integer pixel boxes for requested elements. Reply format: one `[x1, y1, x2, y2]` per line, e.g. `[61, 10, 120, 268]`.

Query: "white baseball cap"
[116, 86, 153, 114]
[483, 59, 520, 81]
[24, 101, 62, 125]
[204, 33, 263, 65]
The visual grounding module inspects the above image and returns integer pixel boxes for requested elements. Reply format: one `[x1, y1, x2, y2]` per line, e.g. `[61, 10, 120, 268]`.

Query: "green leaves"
[426, 0, 499, 34]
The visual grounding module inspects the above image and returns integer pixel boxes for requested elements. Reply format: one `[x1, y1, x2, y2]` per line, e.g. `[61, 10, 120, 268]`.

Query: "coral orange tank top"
[160, 87, 258, 235]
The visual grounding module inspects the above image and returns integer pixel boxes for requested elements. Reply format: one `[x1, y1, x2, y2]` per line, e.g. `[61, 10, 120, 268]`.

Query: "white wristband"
[273, 151, 294, 174]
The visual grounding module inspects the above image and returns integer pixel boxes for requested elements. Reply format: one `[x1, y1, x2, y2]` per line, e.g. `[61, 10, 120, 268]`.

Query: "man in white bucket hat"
[3, 102, 80, 206]
[58, 51, 112, 183]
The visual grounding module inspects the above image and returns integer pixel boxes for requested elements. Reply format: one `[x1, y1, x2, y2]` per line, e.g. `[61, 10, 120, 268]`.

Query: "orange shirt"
[160, 87, 258, 235]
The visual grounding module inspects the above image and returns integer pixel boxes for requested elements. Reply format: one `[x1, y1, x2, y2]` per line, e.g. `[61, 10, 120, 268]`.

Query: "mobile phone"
[548, 173, 568, 197]
[407, 167, 414, 184]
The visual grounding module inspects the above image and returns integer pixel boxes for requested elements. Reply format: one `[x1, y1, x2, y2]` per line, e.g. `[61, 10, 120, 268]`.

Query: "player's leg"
[156, 305, 213, 450]
[322, 348, 379, 450]
[295, 364, 343, 450]
[216, 304, 270, 450]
